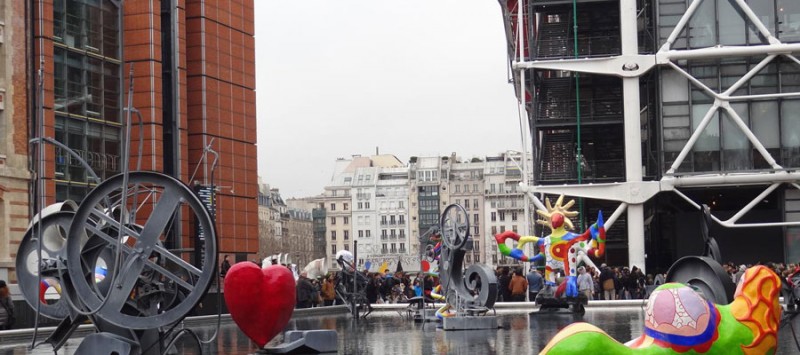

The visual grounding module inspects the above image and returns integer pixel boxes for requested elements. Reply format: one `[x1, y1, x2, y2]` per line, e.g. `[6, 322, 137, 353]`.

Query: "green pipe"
[572, 0, 584, 230]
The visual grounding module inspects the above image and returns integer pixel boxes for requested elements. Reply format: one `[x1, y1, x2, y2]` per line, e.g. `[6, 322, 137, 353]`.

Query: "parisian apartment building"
[305, 152, 532, 273]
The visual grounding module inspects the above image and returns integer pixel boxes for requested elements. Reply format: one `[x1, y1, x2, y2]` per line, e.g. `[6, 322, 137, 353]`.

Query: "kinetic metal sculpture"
[435, 204, 498, 326]
[16, 172, 218, 354]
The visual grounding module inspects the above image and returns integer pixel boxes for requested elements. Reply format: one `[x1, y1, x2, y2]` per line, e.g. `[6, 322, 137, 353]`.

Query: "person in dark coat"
[0, 280, 15, 330]
[296, 272, 314, 309]
[497, 267, 511, 302]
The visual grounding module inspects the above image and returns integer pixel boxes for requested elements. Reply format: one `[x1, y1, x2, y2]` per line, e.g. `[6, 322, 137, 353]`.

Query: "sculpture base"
[534, 296, 587, 314]
[442, 316, 498, 331]
[259, 330, 338, 354]
[412, 309, 439, 323]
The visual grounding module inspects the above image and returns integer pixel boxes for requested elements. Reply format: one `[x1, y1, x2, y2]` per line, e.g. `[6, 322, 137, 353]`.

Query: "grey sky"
[255, 0, 522, 199]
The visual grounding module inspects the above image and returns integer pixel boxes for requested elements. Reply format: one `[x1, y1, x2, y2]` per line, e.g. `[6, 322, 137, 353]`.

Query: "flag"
[395, 258, 404, 273]
[378, 261, 389, 274]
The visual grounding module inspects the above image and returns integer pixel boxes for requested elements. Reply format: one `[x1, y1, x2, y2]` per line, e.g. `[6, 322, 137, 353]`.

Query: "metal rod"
[604, 202, 629, 231]
[666, 102, 720, 174]
[726, 183, 779, 224]
[719, 103, 782, 169]
[660, 0, 704, 50]
[723, 55, 775, 96]
[352, 240, 358, 319]
[732, 0, 778, 44]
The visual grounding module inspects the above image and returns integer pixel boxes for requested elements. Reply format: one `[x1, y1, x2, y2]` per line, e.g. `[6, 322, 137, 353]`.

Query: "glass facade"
[52, 0, 122, 202]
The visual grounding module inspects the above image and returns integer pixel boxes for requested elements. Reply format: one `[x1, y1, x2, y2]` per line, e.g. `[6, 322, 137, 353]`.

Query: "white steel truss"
[509, 0, 800, 271]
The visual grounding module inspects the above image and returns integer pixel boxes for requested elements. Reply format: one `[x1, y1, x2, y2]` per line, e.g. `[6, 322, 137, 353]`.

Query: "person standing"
[497, 267, 511, 302]
[526, 268, 543, 302]
[0, 280, 14, 330]
[508, 269, 528, 302]
[576, 266, 593, 300]
[599, 264, 616, 300]
[321, 274, 336, 306]
[220, 255, 232, 278]
[295, 272, 314, 309]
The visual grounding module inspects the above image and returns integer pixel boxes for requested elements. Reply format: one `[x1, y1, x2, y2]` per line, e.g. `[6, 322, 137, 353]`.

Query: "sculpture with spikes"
[494, 194, 606, 298]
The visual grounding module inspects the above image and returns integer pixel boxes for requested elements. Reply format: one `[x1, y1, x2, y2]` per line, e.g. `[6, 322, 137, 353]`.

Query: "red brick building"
[0, 0, 259, 280]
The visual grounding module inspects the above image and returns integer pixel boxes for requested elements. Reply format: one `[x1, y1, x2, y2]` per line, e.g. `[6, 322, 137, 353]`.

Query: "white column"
[620, 0, 646, 272]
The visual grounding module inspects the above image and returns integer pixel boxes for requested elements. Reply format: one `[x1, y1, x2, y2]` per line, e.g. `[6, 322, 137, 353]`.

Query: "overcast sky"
[255, 0, 523, 199]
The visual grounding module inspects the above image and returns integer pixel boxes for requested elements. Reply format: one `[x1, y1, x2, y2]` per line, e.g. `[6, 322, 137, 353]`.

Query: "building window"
[344, 231, 349, 240]
[344, 203, 349, 210]
[344, 244, 349, 251]
[491, 212, 496, 221]
[331, 244, 337, 254]
[330, 217, 336, 225]
[500, 226, 506, 233]
[499, 212, 505, 222]
[491, 226, 497, 235]
[473, 213, 479, 224]
[331, 231, 337, 240]
[474, 226, 479, 235]
[399, 229, 405, 238]
[344, 217, 349, 225]
[382, 243, 388, 253]
[399, 243, 406, 253]
[381, 230, 388, 239]
[52, 0, 123, 191]
[455, 185, 460, 193]
[390, 215, 396, 224]
[512, 212, 518, 221]
[390, 243, 397, 253]
[358, 202, 363, 209]
[399, 201, 405, 209]
[513, 225, 518, 233]
[366, 230, 371, 238]
[390, 229, 396, 238]
[358, 230, 364, 238]
[330, 203, 336, 211]
[365, 202, 370, 209]
[381, 215, 387, 225]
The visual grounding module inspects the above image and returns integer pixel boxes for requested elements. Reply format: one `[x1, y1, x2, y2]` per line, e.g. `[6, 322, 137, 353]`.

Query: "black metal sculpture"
[436, 204, 498, 320]
[666, 204, 735, 304]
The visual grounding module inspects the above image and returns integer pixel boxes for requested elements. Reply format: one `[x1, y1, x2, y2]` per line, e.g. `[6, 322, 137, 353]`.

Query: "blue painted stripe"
[643, 301, 718, 347]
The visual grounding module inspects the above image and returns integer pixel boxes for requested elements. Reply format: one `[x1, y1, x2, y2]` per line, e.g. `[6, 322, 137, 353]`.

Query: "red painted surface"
[224, 262, 296, 348]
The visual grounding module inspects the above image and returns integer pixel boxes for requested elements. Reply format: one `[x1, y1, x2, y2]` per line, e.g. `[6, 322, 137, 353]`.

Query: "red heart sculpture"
[224, 262, 296, 348]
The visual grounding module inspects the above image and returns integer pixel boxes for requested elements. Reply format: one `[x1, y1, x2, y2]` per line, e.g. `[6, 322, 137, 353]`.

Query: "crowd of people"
[218, 255, 800, 310]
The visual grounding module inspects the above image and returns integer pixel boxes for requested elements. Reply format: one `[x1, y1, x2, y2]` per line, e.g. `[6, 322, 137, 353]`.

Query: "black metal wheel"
[65, 172, 217, 329]
[666, 256, 735, 305]
[441, 203, 469, 250]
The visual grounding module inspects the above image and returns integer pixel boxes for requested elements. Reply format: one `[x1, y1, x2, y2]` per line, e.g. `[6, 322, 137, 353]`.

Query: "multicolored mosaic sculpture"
[494, 194, 605, 298]
[540, 265, 782, 355]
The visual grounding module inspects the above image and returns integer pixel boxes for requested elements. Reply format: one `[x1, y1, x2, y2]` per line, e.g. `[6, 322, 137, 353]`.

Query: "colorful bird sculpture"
[540, 265, 783, 355]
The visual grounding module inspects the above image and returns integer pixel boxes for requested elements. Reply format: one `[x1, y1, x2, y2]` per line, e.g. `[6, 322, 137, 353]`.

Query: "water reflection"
[1, 307, 799, 354]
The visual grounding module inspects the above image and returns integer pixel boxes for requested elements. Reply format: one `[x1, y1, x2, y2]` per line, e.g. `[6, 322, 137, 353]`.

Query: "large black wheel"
[666, 256, 735, 304]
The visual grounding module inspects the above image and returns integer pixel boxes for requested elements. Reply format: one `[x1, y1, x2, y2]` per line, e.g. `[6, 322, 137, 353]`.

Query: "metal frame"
[508, 0, 800, 272]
